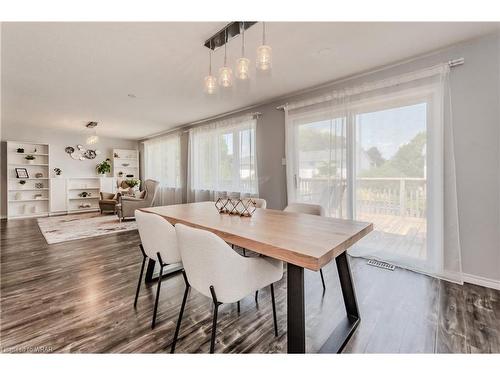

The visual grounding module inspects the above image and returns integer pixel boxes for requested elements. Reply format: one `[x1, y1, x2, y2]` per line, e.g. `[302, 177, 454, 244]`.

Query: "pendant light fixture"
[218, 28, 233, 88]
[256, 22, 272, 71]
[86, 122, 99, 145]
[204, 40, 217, 94]
[236, 22, 250, 80]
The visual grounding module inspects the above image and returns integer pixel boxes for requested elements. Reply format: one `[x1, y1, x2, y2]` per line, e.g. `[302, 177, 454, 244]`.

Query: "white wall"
[1, 126, 138, 217]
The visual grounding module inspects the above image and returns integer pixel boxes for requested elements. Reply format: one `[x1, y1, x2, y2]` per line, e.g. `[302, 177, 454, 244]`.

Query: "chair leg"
[134, 253, 147, 308]
[237, 300, 240, 313]
[270, 283, 278, 337]
[170, 271, 190, 354]
[209, 285, 221, 354]
[243, 249, 246, 257]
[151, 256, 164, 329]
[255, 290, 259, 303]
[320, 268, 326, 291]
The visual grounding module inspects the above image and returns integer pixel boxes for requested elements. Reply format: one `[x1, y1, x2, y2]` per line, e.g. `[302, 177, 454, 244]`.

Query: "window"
[143, 132, 182, 205]
[285, 65, 462, 283]
[188, 115, 258, 201]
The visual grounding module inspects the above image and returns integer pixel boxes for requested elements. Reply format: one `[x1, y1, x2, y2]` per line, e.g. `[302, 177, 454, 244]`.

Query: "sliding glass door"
[352, 101, 428, 268]
[286, 90, 447, 277]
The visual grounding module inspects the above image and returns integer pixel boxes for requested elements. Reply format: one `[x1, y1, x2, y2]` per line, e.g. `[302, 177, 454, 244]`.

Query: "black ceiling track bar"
[204, 21, 258, 50]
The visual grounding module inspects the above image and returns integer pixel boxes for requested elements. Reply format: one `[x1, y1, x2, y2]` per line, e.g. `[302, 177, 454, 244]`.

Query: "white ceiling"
[2, 22, 499, 140]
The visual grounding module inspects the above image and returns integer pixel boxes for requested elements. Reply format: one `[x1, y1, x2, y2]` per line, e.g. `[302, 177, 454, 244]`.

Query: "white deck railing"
[298, 177, 426, 218]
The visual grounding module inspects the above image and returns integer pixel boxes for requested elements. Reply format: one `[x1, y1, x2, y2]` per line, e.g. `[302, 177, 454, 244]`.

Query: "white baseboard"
[462, 273, 500, 291]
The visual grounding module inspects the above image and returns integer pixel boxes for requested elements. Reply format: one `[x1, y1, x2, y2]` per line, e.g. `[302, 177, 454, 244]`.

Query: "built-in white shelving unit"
[112, 148, 139, 179]
[7, 141, 51, 219]
[66, 177, 102, 213]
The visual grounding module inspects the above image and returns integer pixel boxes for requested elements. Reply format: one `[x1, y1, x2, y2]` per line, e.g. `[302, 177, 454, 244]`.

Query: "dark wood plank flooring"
[1, 218, 499, 353]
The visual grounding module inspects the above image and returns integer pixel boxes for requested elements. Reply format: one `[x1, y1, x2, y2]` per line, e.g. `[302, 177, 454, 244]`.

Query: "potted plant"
[53, 168, 62, 177]
[25, 155, 36, 164]
[19, 180, 27, 189]
[125, 178, 140, 190]
[96, 158, 111, 176]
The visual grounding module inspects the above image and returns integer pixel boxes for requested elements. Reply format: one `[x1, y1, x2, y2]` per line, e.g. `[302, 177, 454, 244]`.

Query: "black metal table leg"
[287, 263, 305, 353]
[319, 252, 360, 353]
[144, 258, 182, 284]
[144, 258, 156, 283]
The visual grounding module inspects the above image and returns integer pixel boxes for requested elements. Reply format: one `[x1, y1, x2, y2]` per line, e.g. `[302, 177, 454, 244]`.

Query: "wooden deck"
[356, 213, 427, 260]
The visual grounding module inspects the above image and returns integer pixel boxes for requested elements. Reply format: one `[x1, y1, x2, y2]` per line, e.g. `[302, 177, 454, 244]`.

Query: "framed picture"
[15, 168, 29, 179]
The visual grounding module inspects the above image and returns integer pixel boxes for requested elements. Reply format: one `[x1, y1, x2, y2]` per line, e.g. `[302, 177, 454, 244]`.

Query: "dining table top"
[141, 201, 373, 271]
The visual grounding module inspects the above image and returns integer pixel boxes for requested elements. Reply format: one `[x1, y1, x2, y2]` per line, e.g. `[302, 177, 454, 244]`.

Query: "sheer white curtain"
[143, 132, 182, 206]
[187, 114, 258, 202]
[285, 64, 462, 283]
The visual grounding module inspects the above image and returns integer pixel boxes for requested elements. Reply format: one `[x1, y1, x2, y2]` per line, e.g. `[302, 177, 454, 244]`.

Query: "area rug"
[37, 212, 137, 244]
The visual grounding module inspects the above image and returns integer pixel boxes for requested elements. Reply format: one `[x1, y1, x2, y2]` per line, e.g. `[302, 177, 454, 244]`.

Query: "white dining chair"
[284, 203, 327, 291]
[135, 209, 181, 329]
[252, 198, 267, 209]
[171, 223, 283, 353]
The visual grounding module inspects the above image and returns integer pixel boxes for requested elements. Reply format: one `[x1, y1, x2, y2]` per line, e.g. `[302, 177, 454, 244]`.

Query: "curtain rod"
[141, 111, 262, 141]
[275, 58, 464, 110]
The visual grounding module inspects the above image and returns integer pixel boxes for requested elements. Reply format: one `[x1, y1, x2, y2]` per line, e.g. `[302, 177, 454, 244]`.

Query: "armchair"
[117, 179, 159, 221]
[99, 192, 119, 214]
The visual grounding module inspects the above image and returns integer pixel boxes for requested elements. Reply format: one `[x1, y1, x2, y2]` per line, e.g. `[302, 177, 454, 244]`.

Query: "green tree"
[366, 146, 385, 167]
[361, 132, 426, 178]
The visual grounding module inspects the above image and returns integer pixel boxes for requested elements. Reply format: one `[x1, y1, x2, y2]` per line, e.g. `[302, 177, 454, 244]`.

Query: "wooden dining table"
[141, 201, 373, 353]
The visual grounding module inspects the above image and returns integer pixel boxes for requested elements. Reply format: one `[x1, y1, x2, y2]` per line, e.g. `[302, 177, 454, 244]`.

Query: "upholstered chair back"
[135, 210, 181, 264]
[176, 224, 283, 303]
[142, 179, 160, 205]
[252, 198, 267, 209]
[284, 202, 324, 216]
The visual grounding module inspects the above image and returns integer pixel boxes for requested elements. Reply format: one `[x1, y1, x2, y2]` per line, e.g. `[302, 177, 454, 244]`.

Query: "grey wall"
[1, 126, 138, 217]
[142, 31, 500, 283]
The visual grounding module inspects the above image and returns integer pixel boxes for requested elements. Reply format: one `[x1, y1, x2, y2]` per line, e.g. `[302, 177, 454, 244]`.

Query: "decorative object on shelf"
[122, 163, 130, 167]
[53, 167, 62, 177]
[25, 154, 36, 164]
[33, 147, 38, 153]
[15, 192, 22, 200]
[16, 148, 25, 153]
[65, 146, 75, 154]
[85, 122, 99, 145]
[35, 182, 44, 189]
[19, 180, 27, 188]
[35, 172, 44, 178]
[96, 158, 111, 176]
[214, 197, 257, 217]
[15, 168, 29, 178]
[34, 194, 43, 200]
[78, 191, 92, 198]
[114, 152, 119, 158]
[118, 171, 124, 177]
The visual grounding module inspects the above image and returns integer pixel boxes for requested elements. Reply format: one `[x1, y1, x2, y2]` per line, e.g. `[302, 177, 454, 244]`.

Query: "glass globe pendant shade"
[204, 74, 217, 94]
[256, 45, 272, 71]
[236, 57, 250, 80]
[86, 134, 99, 145]
[218, 66, 233, 88]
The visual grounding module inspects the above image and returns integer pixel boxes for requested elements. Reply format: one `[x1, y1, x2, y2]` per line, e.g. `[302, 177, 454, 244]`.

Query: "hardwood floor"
[1, 218, 499, 353]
